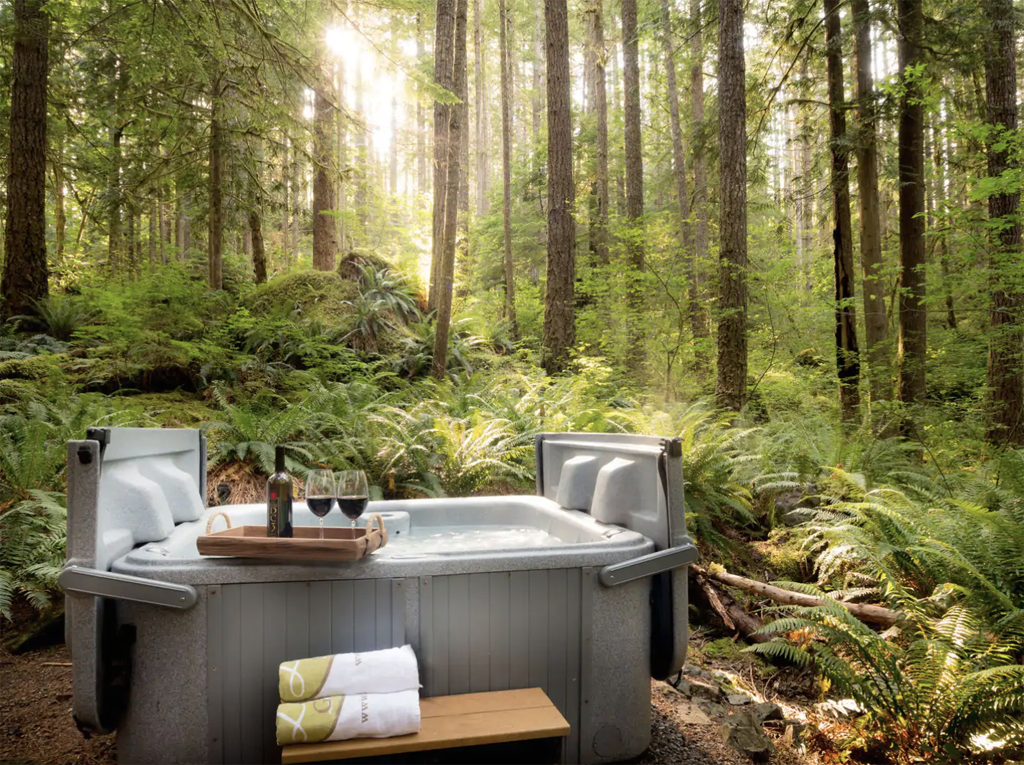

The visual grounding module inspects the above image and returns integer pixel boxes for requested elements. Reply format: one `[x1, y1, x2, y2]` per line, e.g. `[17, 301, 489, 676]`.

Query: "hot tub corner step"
[280, 688, 570, 764]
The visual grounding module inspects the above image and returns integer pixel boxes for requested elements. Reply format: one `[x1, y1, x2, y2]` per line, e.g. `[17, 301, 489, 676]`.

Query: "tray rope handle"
[365, 513, 387, 550]
[205, 511, 232, 535]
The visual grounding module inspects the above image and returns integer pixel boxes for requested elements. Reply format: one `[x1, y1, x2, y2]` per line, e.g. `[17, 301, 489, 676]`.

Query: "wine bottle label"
[268, 491, 280, 536]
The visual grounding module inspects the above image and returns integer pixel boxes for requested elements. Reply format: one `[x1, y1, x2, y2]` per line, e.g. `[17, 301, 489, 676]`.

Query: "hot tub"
[61, 428, 699, 764]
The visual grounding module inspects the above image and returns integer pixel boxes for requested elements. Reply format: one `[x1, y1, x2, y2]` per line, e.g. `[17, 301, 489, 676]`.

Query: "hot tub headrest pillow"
[279, 645, 420, 703]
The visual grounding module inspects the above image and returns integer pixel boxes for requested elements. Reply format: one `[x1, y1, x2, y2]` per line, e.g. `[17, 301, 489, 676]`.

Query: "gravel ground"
[2, 645, 818, 765]
[627, 682, 818, 765]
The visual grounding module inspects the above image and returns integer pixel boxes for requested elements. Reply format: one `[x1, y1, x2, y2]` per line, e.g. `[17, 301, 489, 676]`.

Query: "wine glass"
[337, 470, 369, 533]
[306, 470, 336, 540]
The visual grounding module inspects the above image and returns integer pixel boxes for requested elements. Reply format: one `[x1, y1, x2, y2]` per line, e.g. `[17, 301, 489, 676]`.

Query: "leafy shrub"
[751, 598, 1024, 761]
[249, 270, 358, 323]
[0, 491, 67, 621]
[30, 295, 99, 340]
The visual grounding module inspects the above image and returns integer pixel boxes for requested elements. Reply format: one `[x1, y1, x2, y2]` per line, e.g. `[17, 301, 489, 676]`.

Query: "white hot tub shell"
[61, 428, 698, 764]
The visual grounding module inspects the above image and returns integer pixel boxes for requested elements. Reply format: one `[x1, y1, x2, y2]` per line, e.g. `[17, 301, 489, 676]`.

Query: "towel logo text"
[360, 694, 369, 724]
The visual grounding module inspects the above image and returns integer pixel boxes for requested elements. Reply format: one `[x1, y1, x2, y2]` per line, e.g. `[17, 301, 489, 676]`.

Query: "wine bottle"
[266, 446, 293, 538]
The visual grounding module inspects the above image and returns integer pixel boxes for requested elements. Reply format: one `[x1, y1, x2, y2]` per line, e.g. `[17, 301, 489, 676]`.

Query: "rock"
[727, 694, 751, 706]
[677, 701, 713, 726]
[687, 679, 723, 701]
[720, 710, 774, 762]
[783, 720, 807, 743]
[673, 678, 693, 697]
[781, 507, 817, 527]
[682, 664, 712, 679]
[752, 702, 783, 724]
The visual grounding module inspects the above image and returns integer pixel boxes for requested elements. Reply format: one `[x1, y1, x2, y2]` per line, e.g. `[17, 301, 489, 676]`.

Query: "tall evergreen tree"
[984, 0, 1023, 445]
[825, 0, 860, 421]
[621, 0, 645, 373]
[542, 0, 575, 373]
[715, 0, 748, 412]
[896, 0, 927, 413]
[499, 0, 517, 336]
[2, 0, 50, 320]
[852, 0, 888, 407]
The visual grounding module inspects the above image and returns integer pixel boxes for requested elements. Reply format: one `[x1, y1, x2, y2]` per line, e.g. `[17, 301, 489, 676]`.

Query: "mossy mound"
[249, 270, 359, 323]
[338, 250, 394, 282]
[0, 354, 70, 385]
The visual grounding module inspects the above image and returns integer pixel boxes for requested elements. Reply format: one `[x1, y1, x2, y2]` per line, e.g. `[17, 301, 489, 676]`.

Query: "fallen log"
[698, 565, 901, 628]
[692, 569, 771, 643]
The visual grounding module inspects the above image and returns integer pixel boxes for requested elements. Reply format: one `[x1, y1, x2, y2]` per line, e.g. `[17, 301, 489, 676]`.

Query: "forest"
[2, 0, 1024, 760]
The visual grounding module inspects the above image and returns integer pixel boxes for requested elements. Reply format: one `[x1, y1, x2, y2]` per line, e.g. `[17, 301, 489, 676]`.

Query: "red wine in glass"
[338, 470, 369, 531]
[306, 470, 336, 539]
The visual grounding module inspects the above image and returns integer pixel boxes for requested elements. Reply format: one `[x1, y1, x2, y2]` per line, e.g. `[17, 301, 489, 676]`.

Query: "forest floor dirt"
[1, 637, 820, 765]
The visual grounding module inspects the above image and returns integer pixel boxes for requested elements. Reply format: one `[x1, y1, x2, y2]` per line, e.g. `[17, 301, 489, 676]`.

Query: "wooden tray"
[197, 513, 387, 561]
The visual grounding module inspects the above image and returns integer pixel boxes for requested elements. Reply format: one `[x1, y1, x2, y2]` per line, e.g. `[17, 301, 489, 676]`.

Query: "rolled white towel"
[279, 645, 420, 703]
[275, 690, 421, 745]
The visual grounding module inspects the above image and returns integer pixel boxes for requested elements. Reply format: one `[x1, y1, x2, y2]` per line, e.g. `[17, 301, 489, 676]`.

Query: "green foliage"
[28, 295, 99, 341]
[0, 492, 68, 621]
[250, 271, 359, 323]
[750, 600, 1024, 760]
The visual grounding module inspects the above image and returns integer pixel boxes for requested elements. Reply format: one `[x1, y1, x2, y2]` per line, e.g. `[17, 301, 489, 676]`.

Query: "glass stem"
[319, 518, 324, 540]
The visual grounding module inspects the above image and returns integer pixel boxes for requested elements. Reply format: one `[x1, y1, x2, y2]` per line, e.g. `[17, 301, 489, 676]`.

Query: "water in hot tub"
[379, 526, 561, 555]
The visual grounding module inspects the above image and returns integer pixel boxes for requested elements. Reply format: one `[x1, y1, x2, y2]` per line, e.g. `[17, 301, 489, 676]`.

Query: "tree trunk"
[499, 0, 518, 338]
[250, 210, 267, 285]
[852, 0, 888, 407]
[53, 136, 65, 270]
[932, 123, 956, 331]
[283, 137, 292, 262]
[313, 50, 337, 271]
[584, 0, 609, 266]
[622, 0, 645, 375]
[148, 200, 158, 267]
[689, 0, 710, 367]
[108, 122, 123, 274]
[532, 3, 543, 145]
[825, 0, 860, 422]
[984, 0, 1023, 445]
[429, 0, 457, 312]
[291, 137, 301, 261]
[336, 61, 348, 254]
[432, 0, 467, 378]
[660, 0, 693, 365]
[715, 0, 748, 412]
[208, 83, 224, 291]
[2, 0, 49, 320]
[541, 0, 576, 374]
[417, 13, 428, 199]
[474, 0, 489, 216]
[896, 0, 927, 413]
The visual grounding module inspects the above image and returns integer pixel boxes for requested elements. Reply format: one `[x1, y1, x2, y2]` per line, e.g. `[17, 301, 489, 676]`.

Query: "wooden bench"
[281, 688, 570, 764]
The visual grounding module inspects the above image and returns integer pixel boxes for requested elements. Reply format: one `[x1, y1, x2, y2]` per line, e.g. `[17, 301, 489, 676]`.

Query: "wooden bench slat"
[281, 689, 570, 765]
[419, 688, 554, 718]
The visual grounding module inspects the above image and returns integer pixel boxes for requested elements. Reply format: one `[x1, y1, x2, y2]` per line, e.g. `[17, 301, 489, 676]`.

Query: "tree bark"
[250, 209, 267, 285]
[584, 0, 609, 266]
[715, 0, 748, 412]
[336, 59, 347, 253]
[417, 13, 428, 199]
[541, 0, 576, 374]
[53, 136, 65, 270]
[108, 122, 123, 274]
[825, 0, 860, 422]
[621, 0, 645, 374]
[432, 0, 467, 378]
[896, 0, 927, 414]
[532, 3, 543, 145]
[499, 0, 518, 337]
[852, 0, 888, 407]
[693, 569, 770, 642]
[2, 0, 50, 320]
[208, 80, 224, 291]
[429, 0, 457, 312]
[984, 0, 1023, 445]
[932, 123, 956, 331]
[283, 137, 293, 262]
[689, 0, 710, 367]
[313, 50, 337, 271]
[148, 200, 158, 267]
[660, 0, 693, 366]
[474, 0, 489, 217]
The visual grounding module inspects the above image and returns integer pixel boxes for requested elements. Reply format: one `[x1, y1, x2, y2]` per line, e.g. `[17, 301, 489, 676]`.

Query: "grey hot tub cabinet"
[61, 427, 699, 764]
